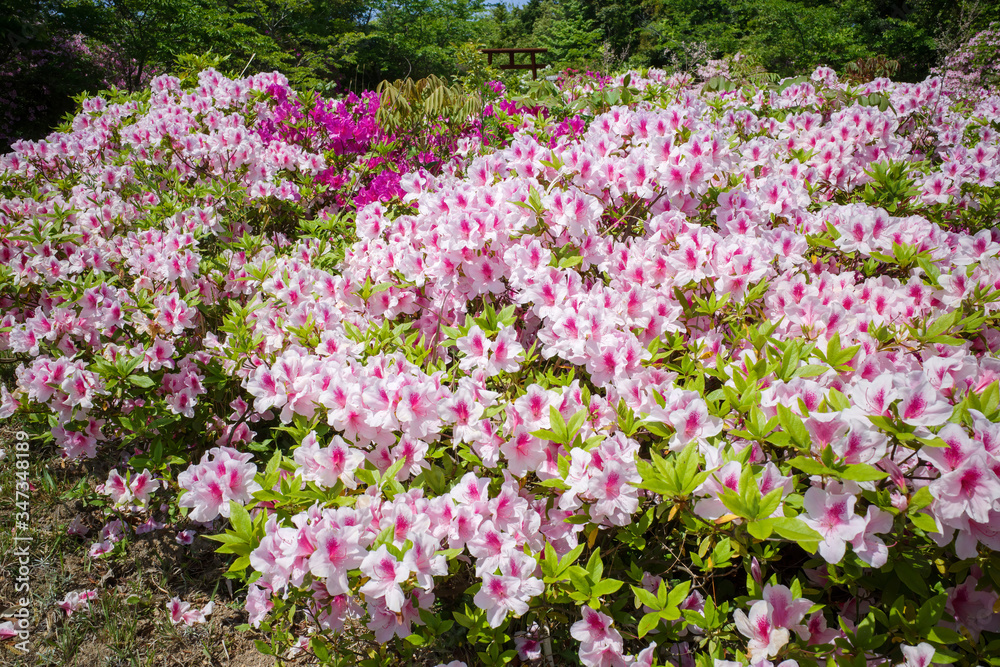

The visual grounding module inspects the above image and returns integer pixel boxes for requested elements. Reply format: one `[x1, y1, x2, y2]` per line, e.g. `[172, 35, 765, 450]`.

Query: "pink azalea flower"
[402, 532, 448, 591]
[734, 599, 791, 662]
[580, 642, 630, 667]
[366, 589, 430, 643]
[101, 468, 131, 507]
[488, 326, 525, 374]
[631, 643, 657, 667]
[246, 583, 274, 629]
[177, 446, 261, 522]
[587, 460, 640, 526]
[665, 398, 723, 451]
[67, 516, 89, 537]
[474, 573, 531, 628]
[466, 520, 516, 575]
[930, 452, 1000, 524]
[359, 545, 412, 612]
[762, 584, 813, 640]
[309, 524, 365, 596]
[514, 625, 543, 661]
[944, 574, 1000, 640]
[896, 642, 938, 667]
[245, 365, 288, 414]
[89, 540, 113, 558]
[57, 590, 98, 617]
[800, 486, 867, 564]
[457, 325, 494, 372]
[293, 431, 364, 489]
[442, 388, 485, 443]
[570, 606, 623, 649]
[850, 506, 895, 567]
[896, 379, 952, 427]
[136, 518, 165, 535]
[805, 610, 840, 645]
[129, 469, 159, 505]
[167, 598, 215, 626]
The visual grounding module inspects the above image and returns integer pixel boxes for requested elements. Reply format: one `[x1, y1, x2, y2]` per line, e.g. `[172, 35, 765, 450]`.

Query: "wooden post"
[478, 49, 548, 79]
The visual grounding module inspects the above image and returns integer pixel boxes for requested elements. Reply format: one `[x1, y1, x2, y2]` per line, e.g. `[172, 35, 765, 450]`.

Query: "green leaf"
[747, 519, 775, 540]
[666, 580, 692, 608]
[910, 512, 938, 533]
[228, 555, 251, 574]
[569, 568, 592, 597]
[757, 488, 783, 518]
[567, 409, 587, 438]
[720, 489, 752, 519]
[788, 456, 836, 477]
[916, 594, 947, 630]
[841, 464, 888, 482]
[586, 549, 604, 582]
[127, 375, 156, 388]
[777, 405, 810, 449]
[592, 579, 624, 597]
[895, 561, 929, 596]
[770, 517, 822, 543]
[908, 486, 934, 513]
[631, 585, 660, 610]
[637, 612, 660, 638]
[793, 364, 829, 378]
[925, 626, 963, 644]
[203, 532, 245, 546]
[675, 444, 704, 494]
[981, 381, 1000, 416]
[229, 501, 252, 540]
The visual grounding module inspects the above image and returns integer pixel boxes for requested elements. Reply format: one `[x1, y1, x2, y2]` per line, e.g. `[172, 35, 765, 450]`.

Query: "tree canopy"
[1, 0, 998, 148]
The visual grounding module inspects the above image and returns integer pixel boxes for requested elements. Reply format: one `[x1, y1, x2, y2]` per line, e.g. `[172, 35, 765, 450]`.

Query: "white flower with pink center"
[930, 452, 1000, 524]
[57, 590, 98, 617]
[167, 598, 214, 626]
[309, 524, 364, 596]
[734, 599, 791, 662]
[359, 545, 412, 612]
[800, 486, 867, 564]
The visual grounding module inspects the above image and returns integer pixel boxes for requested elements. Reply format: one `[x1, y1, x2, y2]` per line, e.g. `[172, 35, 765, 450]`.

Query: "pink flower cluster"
[177, 446, 261, 523]
[221, 66, 1000, 658]
[5, 60, 1000, 664]
[243, 468, 559, 641]
[99, 468, 159, 508]
[571, 606, 655, 667]
[932, 23, 1000, 98]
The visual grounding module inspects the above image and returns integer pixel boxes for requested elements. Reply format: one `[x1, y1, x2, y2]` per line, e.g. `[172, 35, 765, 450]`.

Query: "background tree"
[3, 0, 1000, 151]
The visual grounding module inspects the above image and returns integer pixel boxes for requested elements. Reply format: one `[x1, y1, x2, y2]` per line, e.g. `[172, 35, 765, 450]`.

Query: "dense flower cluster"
[932, 23, 1000, 98]
[4, 61, 1000, 666]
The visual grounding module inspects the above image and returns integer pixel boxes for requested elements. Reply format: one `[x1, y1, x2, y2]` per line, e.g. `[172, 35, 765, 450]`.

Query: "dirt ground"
[0, 419, 284, 667]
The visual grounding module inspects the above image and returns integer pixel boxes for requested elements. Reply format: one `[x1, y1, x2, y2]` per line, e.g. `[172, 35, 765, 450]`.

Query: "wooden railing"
[480, 48, 548, 80]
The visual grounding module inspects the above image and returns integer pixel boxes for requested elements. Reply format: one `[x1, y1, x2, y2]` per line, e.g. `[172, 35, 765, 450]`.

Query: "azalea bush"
[932, 23, 1000, 99]
[4, 61, 1000, 667]
[0, 32, 116, 152]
